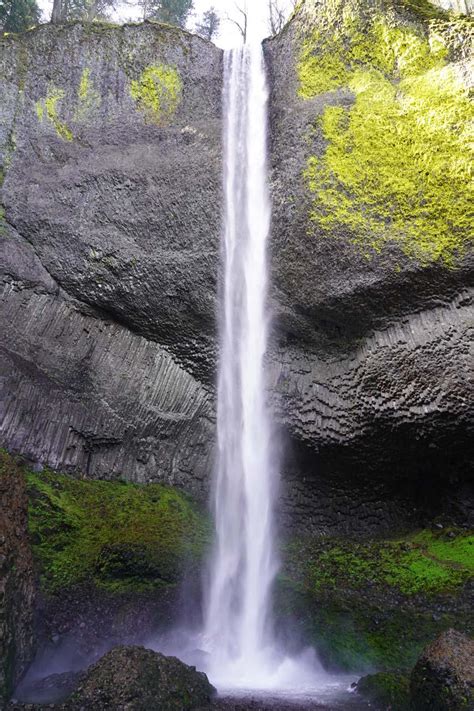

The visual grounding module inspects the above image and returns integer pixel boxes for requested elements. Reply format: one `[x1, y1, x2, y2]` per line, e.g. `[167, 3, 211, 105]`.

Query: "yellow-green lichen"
[75, 67, 101, 120]
[0, 205, 6, 235]
[130, 64, 182, 125]
[299, 10, 473, 265]
[35, 86, 73, 142]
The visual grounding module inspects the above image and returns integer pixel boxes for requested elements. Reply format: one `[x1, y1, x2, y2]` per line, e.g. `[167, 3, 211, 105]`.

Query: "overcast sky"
[36, 0, 293, 47]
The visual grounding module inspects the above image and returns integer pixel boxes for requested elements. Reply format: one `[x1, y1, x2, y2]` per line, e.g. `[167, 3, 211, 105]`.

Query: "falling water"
[203, 43, 277, 685]
[196, 41, 355, 703]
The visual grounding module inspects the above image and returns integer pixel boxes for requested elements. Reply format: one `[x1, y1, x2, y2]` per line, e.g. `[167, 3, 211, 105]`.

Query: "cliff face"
[0, 454, 35, 708]
[0, 4, 472, 534]
[0, 22, 221, 495]
[264, 0, 473, 533]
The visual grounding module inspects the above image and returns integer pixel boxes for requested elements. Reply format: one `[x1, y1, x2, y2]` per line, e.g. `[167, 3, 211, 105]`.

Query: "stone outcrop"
[0, 453, 35, 709]
[355, 671, 410, 710]
[410, 629, 474, 709]
[66, 645, 215, 710]
[264, 0, 473, 533]
[0, 22, 221, 496]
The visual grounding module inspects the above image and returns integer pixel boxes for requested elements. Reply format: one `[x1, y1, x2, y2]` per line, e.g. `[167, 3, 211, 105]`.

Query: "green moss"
[278, 527, 473, 670]
[75, 67, 101, 120]
[130, 64, 182, 125]
[298, 7, 473, 265]
[297, 12, 447, 97]
[35, 86, 73, 141]
[298, 529, 473, 596]
[276, 574, 456, 670]
[26, 468, 211, 594]
[0, 205, 6, 235]
[356, 671, 411, 710]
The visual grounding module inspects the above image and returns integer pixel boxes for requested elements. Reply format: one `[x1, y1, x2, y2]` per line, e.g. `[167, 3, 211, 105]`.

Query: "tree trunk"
[51, 0, 63, 23]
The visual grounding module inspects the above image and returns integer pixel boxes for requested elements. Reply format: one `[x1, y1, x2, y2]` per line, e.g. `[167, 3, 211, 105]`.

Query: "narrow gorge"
[0, 0, 472, 708]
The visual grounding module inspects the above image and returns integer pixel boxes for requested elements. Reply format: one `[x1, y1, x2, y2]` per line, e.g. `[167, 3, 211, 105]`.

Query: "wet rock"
[410, 629, 474, 710]
[66, 645, 215, 710]
[0, 453, 35, 708]
[355, 671, 410, 710]
[263, 0, 474, 535]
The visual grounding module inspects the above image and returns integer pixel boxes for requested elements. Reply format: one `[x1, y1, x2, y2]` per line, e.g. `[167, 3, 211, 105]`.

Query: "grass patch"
[278, 526, 473, 670]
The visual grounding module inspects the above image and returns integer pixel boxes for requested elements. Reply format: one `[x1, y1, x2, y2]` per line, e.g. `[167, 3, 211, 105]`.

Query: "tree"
[195, 6, 219, 41]
[268, 0, 284, 35]
[1, 0, 41, 32]
[268, 0, 296, 35]
[226, 1, 247, 43]
[51, 0, 63, 22]
[138, 0, 193, 28]
[51, 0, 116, 23]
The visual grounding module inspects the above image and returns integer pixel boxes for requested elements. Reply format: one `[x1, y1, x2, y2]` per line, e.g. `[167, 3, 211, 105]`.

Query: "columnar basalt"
[264, 0, 473, 534]
[0, 22, 222, 493]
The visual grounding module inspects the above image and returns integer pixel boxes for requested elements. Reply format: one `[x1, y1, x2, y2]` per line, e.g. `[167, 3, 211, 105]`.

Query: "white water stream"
[202, 43, 277, 686]
[153, 39, 359, 704]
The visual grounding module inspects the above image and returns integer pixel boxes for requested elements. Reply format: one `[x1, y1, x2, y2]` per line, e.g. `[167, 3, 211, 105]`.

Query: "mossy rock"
[26, 466, 211, 595]
[410, 629, 474, 710]
[356, 671, 411, 710]
[297, 0, 473, 266]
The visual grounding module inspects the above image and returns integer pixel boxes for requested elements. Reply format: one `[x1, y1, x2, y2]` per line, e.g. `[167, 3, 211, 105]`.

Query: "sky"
[36, 0, 294, 47]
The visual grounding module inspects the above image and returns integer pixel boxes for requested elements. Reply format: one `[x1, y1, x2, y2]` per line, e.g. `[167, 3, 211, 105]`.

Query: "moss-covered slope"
[278, 527, 474, 671]
[25, 461, 211, 595]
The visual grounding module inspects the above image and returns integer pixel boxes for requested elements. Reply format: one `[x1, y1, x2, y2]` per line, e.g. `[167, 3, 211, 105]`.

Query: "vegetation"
[278, 527, 474, 670]
[136, 0, 193, 27]
[288, 528, 474, 597]
[298, 3, 473, 266]
[51, 0, 117, 23]
[33, 62, 182, 140]
[195, 6, 220, 41]
[130, 64, 183, 125]
[26, 466, 211, 594]
[76, 67, 101, 119]
[0, 0, 41, 33]
[35, 86, 74, 141]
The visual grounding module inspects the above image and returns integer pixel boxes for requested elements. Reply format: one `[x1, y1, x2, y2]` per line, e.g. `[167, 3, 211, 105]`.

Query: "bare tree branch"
[268, 0, 292, 35]
[225, 1, 247, 43]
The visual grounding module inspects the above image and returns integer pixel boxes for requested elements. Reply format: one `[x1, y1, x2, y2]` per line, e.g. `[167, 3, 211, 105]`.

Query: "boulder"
[355, 671, 410, 710]
[410, 629, 474, 710]
[67, 645, 215, 710]
[66, 646, 215, 711]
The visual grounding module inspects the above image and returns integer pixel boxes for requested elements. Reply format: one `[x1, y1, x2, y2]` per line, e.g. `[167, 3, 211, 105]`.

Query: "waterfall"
[196, 39, 349, 699]
[150, 34, 355, 702]
[203, 43, 277, 685]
